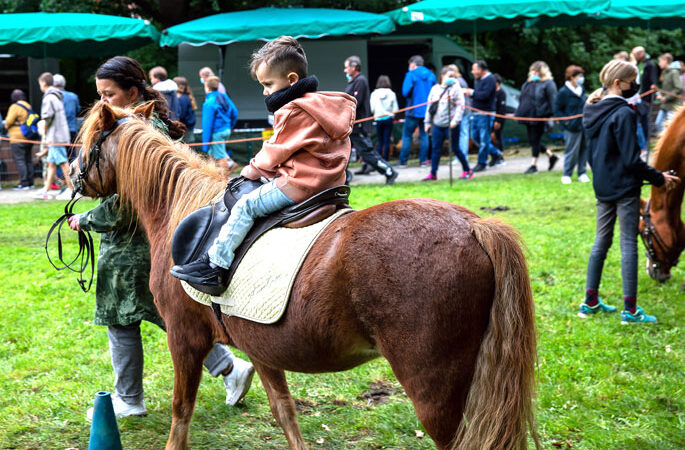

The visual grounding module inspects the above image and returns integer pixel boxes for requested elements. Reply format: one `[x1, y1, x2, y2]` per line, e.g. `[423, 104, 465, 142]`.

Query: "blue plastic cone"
[88, 391, 122, 450]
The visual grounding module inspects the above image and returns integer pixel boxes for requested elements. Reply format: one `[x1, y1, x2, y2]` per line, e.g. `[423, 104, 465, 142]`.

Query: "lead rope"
[44, 192, 95, 292]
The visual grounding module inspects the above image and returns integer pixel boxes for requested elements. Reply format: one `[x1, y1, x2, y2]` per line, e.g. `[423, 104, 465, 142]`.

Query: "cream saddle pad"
[181, 208, 352, 324]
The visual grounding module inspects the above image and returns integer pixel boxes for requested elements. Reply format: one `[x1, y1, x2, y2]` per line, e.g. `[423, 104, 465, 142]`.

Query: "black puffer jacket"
[516, 79, 557, 124]
[583, 96, 664, 201]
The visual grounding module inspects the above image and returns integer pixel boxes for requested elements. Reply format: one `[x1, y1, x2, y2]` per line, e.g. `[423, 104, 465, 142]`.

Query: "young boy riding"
[170, 36, 356, 294]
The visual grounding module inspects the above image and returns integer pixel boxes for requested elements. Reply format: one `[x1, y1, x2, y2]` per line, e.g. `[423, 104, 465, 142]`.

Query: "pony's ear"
[99, 102, 118, 130]
[133, 102, 155, 120]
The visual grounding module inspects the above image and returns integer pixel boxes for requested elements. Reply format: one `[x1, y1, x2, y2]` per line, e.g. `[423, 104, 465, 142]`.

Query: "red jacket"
[241, 91, 355, 202]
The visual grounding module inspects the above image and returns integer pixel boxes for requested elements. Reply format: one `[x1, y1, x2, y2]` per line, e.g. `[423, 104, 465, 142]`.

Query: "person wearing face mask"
[423, 66, 468, 181]
[554, 65, 589, 184]
[516, 61, 558, 174]
[579, 59, 680, 324]
[198, 66, 227, 95]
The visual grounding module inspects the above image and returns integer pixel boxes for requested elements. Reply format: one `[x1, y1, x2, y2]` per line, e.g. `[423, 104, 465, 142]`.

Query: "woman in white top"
[370, 75, 398, 160]
[423, 66, 467, 180]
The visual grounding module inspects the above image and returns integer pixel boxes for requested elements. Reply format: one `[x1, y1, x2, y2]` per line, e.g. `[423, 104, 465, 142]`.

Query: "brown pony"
[74, 101, 539, 450]
[640, 107, 685, 283]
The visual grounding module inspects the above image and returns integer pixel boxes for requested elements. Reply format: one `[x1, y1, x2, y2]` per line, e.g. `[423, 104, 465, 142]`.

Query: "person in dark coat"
[173, 76, 197, 143]
[343, 56, 397, 185]
[516, 61, 558, 174]
[631, 46, 659, 139]
[555, 65, 589, 184]
[491, 73, 507, 155]
[579, 59, 679, 324]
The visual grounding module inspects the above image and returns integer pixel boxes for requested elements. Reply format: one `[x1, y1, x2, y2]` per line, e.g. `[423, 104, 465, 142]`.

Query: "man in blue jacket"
[465, 60, 504, 172]
[398, 55, 436, 167]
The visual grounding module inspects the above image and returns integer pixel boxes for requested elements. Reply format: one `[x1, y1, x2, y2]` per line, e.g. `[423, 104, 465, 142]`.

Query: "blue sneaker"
[577, 299, 617, 318]
[621, 306, 657, 324]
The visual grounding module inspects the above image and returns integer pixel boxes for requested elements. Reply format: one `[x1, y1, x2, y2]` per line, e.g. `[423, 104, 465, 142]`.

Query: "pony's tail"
[453, 217, 540, 450]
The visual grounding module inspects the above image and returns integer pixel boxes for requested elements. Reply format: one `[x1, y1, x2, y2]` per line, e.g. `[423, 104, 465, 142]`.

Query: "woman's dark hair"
[96, 56, 185, 139]
[376, 75, 391, 89]
[11, 89, 27, 103]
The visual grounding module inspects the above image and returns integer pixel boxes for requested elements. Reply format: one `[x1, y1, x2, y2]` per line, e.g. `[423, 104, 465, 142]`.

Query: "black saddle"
[171, 177, 350, 288]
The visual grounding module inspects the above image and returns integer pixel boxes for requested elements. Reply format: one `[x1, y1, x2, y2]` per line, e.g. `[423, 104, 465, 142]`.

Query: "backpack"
[16, 102, 40, 139]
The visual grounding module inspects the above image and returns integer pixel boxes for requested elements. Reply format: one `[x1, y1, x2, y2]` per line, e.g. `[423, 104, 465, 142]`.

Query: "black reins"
[640, 198, 683, 270]
[45, 118, 130, 292]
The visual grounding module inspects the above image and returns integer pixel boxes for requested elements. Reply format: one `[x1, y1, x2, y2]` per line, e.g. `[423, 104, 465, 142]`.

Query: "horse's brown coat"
[74, 102, 539, 450]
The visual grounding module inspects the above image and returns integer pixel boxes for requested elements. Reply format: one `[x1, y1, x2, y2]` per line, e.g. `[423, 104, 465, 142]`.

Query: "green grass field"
[0, 171, 682, 449]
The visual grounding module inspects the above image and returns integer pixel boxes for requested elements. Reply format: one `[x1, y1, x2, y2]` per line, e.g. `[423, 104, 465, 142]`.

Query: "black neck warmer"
[264, 75, 318, 113]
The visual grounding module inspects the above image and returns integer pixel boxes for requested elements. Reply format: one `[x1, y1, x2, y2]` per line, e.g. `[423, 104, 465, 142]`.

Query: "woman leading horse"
[73, 100, 539, 450]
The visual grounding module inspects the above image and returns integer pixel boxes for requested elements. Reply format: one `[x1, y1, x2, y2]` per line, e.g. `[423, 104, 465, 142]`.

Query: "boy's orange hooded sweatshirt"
[240, 91, 356, 203]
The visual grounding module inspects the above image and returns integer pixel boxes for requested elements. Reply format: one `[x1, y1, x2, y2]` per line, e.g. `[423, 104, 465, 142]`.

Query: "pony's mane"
[80, 102, 226, 246]
[651, 105, 685, 170]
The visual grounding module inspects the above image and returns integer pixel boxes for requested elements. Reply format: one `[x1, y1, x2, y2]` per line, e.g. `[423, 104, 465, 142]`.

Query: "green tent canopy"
[527, 0, 685, 29]
[385, 0, 612, 33]
[160, 7, 396, 47]
[0, 12, 160, 58]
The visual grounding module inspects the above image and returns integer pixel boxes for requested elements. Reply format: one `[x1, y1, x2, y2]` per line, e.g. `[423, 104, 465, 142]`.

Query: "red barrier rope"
[1, 87, 677, 148]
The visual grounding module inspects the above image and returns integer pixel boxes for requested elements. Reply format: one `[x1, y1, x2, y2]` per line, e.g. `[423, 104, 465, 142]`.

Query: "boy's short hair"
[38, 72, 54, 86]
[206, 76, 220, 91]
[150, 66, 168, 81]
[250, 35, 308, 79]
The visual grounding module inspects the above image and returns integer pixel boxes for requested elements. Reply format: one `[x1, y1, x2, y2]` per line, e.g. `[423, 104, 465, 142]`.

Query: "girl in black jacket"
[516, 61, 559, 174]
[580, 59, 679, 324]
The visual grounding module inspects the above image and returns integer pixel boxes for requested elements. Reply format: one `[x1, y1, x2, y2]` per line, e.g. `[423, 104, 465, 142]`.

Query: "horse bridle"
[639, 198, 683, 271]
[45, 117, 130, 292]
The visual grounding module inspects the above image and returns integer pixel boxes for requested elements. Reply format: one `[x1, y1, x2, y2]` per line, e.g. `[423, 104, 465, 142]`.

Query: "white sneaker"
[86, 393, 146, 421]
[561, 176, 572, 185]
[578, 174, 590, 183]
[55, 189, 74, 200]
[33, 190, 51, 200]
[224, 357, 255, 406]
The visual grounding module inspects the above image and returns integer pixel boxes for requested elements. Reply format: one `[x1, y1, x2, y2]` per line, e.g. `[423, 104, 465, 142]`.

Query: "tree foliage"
[1, 0, 682, 91]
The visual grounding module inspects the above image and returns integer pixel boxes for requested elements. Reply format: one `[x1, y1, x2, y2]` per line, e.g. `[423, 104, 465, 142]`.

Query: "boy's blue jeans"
[208, 180, 295, 269]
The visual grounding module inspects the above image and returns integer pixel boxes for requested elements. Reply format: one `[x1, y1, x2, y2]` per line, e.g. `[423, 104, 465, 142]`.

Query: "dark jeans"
[472, 114, 502, 165]
[10, 142, 34, 186]
[375, 119, 393, 161]
[399, 115, 429, 165]
[350, 131, 393, 176]
[586, 196, 640, 298]
[492, 123, 504, 151]
[526, 122, 547, 158]
[431, 125, 470, 175]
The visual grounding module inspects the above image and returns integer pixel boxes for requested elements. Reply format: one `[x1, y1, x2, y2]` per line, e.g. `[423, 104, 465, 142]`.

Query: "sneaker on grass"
[621, 306, 657, 324]
[577, 299, 617, 318]
[87, 393, 146, 421]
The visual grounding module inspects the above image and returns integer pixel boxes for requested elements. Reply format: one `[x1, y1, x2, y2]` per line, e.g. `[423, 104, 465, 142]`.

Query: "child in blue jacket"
[202, 76, 238, 174]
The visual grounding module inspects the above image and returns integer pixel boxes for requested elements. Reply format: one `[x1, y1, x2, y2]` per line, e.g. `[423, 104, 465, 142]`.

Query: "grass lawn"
[0, 171, 682, 449]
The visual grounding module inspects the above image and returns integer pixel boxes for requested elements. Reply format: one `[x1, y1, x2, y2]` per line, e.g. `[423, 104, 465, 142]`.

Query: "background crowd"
[0, 44, 682, 195]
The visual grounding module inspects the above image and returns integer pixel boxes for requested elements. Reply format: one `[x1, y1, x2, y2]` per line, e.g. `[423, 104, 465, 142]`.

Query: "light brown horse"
[74, 101, 539, 450]
[640, 107, 685, 284]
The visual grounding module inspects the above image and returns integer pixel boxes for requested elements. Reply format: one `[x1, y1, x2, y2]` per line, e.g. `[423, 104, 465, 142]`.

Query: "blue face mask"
[444, 77, 456, 86]
[200, 78, 204, 85]
[530, 74, 541, 82]
[576, 75, 585, 86]
[345, 73, 352, 82]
